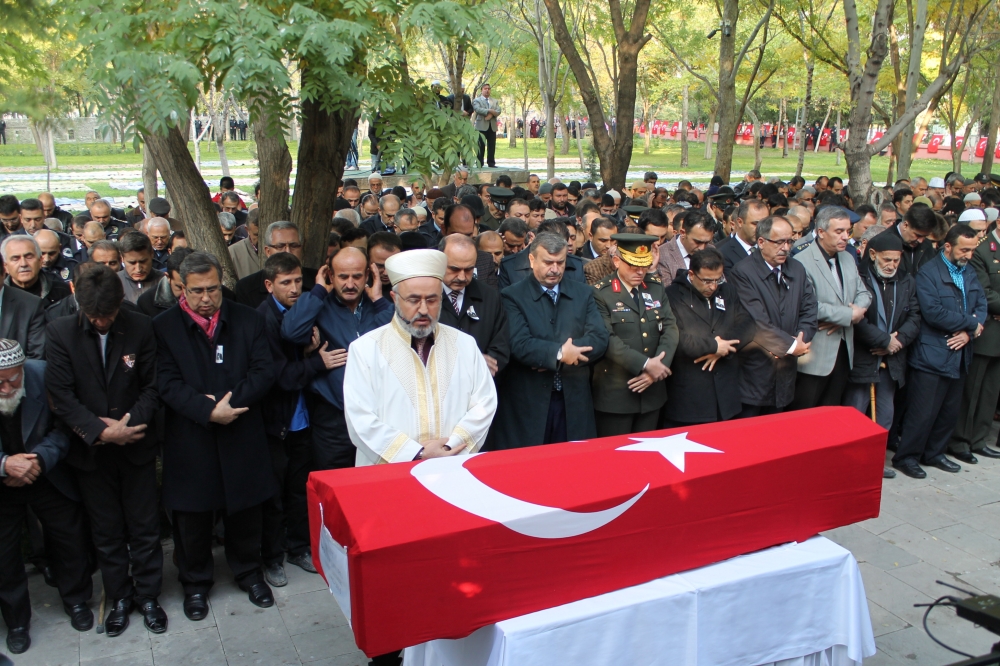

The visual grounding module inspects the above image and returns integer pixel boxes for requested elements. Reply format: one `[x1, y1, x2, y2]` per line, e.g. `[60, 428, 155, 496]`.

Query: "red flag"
[308, 407, 884, 656]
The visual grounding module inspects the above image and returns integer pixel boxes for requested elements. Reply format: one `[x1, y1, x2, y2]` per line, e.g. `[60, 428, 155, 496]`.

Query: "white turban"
[958, 208, 986, 222]
[385, 249, 447, 286]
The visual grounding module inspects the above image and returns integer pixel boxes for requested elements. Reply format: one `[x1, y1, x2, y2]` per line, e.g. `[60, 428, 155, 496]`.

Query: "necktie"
[630, 288, 641, 310]
[771, 266, 782, 286]
[829, 257, 843, 297]
[546, 289, 563, 391]
[449, 290, 461, 315]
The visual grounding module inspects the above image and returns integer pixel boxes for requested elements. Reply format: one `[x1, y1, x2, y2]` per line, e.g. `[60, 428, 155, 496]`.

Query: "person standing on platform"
[789, 207, 871, 409]
[280, 247, 393, 470]
[494, 233, 608, 449]
[154, 252, 277, 619]
[729, 216, 818, 417]
[843, 231, 921, 479]
[664, 248, 755, 426]
[0, 340, 95, 656]
[472, 83, 501, 168]
[591, 234, 678, 436]
[893, 225, 986, 478]
[45, 264, 165, 637]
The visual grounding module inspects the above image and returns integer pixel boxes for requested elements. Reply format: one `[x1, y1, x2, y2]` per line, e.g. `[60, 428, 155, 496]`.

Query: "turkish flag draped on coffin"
[307, 407, 885, 656]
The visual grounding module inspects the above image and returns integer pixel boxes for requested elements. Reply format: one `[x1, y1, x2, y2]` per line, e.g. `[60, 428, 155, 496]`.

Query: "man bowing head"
[343, 249, 498, 466]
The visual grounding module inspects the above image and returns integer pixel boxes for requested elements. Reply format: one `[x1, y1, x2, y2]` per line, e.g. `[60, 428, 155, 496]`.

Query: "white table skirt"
[403, 537, 875, 666]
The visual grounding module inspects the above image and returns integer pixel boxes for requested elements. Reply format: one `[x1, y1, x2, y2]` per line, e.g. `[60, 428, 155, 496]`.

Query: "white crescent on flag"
[410, 433, 722, 539]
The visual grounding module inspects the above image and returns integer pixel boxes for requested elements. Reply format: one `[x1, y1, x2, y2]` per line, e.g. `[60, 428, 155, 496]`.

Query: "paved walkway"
[6, 441, 1000, 665]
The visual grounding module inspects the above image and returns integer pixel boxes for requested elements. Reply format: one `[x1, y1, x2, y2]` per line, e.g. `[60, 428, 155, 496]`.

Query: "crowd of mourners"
[0, 162, 998, 663]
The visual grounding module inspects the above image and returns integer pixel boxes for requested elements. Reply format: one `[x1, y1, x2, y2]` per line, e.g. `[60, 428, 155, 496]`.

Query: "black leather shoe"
[139, 599, 167, 634]
[883, 466, 897, 479]
[928, 457, 961, 473]
[6, 626, 30, 654]
[40, 565, 57, 588]
[246, 582, 274, 609]
[952, 451, 978, 464]
[104, 598, 133, 637]
[893, 459, 927, 479]
[183, 593, 209, 621]
[64, 603, 94, 632]
[976, 446, 1000, 459]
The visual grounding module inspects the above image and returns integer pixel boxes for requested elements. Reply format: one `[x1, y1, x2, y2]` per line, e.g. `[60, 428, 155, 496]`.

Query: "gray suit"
[792, 242, 872, 377]
[0, 285, 47, 359]
[472, 96, 501, 131]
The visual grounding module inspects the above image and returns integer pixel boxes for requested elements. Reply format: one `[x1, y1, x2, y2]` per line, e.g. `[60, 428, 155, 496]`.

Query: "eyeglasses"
[401, 295, 441, 306]
[759, 237, 794, 248]
[268, 242, 303, 251]
[692, 274, 723, 285]
[186, 285, 221, 296]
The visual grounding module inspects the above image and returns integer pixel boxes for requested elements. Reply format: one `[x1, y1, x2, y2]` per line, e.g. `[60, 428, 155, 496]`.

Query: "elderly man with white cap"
[343, 249, 497, 469]
[958, 208, 989, 239]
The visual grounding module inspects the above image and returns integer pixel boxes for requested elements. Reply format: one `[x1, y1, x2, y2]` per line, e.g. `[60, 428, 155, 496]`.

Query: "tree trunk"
[252, 105, 293, 245]
[643, 104, 652, 155]
[704, 106, 717, 160]
[713, 0, 739, 180]
[981, 79, 1000, 175]
[813, 103, 832, 153]
[509, 110, 517, 148]
[780, 98, 788, 157]
[953, 107, 980, 174]
[747, 106, 762, 170]
[796, 57, 814, 177]
[141, 146, 158, 199]
[290, 91, 357, 270]
[835, 109, 842, 166]
[561, 108, 571, 155]
[192, 109, 202, 173]
[544, 96, 556, 180]
[680, 85, 689, 167]
[143, 125, 238, 287]
[576, 114, 586, 169]
[896, 0, 928, 181]
[523, 109, 530, 169]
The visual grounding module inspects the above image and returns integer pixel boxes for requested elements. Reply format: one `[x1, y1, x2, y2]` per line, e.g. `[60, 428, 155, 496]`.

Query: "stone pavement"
[5, 445, 1000, 665]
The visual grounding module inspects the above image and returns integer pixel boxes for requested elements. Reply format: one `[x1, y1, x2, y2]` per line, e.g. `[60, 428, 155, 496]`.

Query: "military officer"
[948, 228, 1000, 460]
[592, 234, 679, 437]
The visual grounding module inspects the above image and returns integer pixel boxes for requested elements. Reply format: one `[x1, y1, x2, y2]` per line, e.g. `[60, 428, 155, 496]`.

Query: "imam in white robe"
[344, 318, 498, 466]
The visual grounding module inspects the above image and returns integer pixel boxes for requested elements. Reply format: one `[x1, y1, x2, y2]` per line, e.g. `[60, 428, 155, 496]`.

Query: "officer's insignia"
[993, 242, 998, 252]
[615, 302, 624, 308]
[59, 268, 70, 280]
[62, 247, 73, 258]
[636, 245, 648, 254]
[122, 354, 135, 369]
[611, 278, 621, 293]
[110, 226, 119, 234]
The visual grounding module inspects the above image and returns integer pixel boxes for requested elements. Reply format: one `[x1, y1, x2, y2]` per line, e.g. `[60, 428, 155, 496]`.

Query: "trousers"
[477, 128, 497, 168]
[0, 478, 93, 629]
[949, 354, 1000, 454]
[542, 391, 567, 445]
[311, 400, 356, 470]
[595, 410, 660, 438]
[262, 429, 313, 564]
[790, 341, 850, 410]
[173, 504, 263, 595]
[75, 452, 163, 601]
[893, 368, 965, 465]
[843, 369, 898, 431]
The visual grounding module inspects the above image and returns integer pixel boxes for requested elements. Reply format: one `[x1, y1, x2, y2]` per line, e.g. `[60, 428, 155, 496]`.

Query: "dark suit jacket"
[154, 301, 276, 513]
[494, 275, 609, 449]
[235, 266, 317, 309]
[475, 250, 499, 290]
[664, 277, 756, 422]
[360, 215, 393, 236]
[0, 285, 46, 359]
[716, 235, 753, 274]
[418, 220, 442, 248]
[18, 360, 78, 501]
[497, 250, 585, 290]
[257, 296, 327, 439]
[438, 279, 510, 372]
[850, 267, 920, 385]
[45, 309, 160, 470]
[909, 255, 987, 379]
[729, 250, 818, 408]
[892, 223, 938, 277]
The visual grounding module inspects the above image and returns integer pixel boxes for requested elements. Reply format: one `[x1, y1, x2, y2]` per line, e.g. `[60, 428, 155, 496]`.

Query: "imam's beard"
[875, 264, 898, 279]
[395, 302, 439, 339]
[0, 386, 25, 416]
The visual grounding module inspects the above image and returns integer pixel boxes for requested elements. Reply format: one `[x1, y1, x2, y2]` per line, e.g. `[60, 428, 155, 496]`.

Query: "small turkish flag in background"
[308, 407, 885, 656]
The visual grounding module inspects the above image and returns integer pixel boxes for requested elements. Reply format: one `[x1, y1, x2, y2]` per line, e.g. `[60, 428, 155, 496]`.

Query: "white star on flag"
[617, 433, 723, 472]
